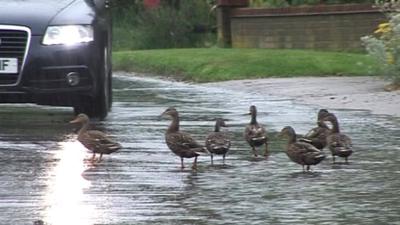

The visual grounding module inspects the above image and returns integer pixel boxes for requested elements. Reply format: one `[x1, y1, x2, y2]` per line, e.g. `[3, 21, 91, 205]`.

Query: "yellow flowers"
[363, 3, 400, 85]
[387, 52, 395, 65]
[374, 22, 391, 34]
[374, 23, 396, 64]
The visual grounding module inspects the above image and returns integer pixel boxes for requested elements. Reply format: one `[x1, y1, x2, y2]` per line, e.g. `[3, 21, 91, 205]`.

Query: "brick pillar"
[217, 0, 249, 47]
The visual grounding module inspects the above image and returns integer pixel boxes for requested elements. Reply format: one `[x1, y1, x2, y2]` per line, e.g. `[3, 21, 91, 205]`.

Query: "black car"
[0, 0, 112, 118]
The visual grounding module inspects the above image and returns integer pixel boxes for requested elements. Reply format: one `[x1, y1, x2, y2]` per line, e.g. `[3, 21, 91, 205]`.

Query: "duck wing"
[327, 133, 353, 156]
[206, 132, 231, 153]
[328, 133, 352, 148]
[304, 127, 317, 138]
[166, 131, 207, 154]
[300, 126, 330, 150]
[79, 130, 122, 154]
[289, 142, 326, 165]
[304, 127, 321, 139]
[291, 142, 320, 154]
[245, 124, 267, 141]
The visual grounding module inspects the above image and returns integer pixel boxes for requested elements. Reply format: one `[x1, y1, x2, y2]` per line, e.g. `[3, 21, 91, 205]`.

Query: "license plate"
[0, 58, 18, 74]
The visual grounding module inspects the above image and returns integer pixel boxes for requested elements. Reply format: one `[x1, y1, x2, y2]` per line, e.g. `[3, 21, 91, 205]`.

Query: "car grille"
[0, 26, 30, 85]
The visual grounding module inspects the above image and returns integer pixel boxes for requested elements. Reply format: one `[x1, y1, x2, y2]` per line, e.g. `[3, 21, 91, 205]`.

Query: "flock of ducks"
[69, 106, 353, 172]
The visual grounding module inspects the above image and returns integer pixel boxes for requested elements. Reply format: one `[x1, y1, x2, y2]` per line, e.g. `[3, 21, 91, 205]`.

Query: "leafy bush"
[112, 1, 215, 50]
[361, 1, 400, 85]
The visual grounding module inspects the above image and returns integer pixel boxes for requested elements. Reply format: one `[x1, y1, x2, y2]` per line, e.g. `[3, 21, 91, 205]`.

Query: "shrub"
[112, 1, 216, 50]
[361, 1, 400, 86]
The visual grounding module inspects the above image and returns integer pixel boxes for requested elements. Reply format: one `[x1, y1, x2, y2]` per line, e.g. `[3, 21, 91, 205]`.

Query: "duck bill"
[160, 110, 170, 118]
[69, 118, 80, 124]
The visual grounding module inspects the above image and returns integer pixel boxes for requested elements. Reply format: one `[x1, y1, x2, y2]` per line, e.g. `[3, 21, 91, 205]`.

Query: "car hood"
[0, 0, 76, 35]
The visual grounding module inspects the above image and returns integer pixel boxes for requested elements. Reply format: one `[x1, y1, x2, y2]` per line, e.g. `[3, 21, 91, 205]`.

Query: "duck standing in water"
[300, 109, 331, 150]
[320, 113, 353, 163]
[161, 107, 208, 170]
[280, 126, 326, 171]
[244, 105, 269, 157]
[205, 118, 231, 165]
[70, 113, 122, 162]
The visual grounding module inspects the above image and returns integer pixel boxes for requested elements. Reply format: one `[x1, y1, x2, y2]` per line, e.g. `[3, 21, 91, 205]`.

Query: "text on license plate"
[0, 58, 18, 74]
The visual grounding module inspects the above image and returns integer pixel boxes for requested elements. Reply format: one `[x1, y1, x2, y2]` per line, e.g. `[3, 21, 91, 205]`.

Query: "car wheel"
[74, 45, 111, 119]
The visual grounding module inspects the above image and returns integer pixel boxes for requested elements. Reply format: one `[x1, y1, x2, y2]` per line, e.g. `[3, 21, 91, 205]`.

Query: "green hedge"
[111, 0, 216, 51]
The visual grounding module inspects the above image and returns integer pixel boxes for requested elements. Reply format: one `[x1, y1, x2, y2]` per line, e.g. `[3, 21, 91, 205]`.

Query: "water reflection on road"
[44, 141, 93, 225]
[0, 72, 399, 225]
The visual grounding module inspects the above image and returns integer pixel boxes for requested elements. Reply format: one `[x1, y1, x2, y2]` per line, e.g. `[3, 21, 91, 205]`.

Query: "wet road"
[1, 72, 400, 225]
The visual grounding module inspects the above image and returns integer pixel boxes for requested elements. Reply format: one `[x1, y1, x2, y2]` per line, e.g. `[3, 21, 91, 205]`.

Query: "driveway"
[0, 72, 399, 225]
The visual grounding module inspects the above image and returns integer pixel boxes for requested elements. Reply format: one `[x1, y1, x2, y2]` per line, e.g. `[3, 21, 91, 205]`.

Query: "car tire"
[73, 44, 111, 119]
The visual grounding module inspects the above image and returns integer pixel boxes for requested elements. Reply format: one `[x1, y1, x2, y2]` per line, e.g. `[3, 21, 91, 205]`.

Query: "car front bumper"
[0, 35, 101, 106]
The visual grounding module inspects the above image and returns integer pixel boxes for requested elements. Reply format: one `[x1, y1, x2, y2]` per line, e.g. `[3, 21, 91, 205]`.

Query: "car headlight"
[42, 25, 94, 46]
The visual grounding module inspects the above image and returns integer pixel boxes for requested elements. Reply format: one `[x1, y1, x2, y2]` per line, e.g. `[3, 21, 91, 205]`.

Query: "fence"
[217, 1, 386, 51]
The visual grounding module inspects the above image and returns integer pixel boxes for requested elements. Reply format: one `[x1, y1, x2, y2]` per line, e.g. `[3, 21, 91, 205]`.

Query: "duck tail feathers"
[299, 138, 312, 144]
[194, 146, 210, 155]
[337, 147, 352, 153]
[107, 143, 122, 152]
[315, 154, 326, 160]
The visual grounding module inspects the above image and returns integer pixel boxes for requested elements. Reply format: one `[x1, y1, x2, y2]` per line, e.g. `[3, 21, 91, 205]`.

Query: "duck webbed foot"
[191, 156, 198, 170]
[263, 143, 269, 158]
[90, 153, 96, 162]
[180, 157, 185, 169]
[252, 147, 258, 157]
[97, 153, 103, 162]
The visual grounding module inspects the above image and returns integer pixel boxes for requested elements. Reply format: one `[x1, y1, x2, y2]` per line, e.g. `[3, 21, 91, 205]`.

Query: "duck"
[205, 118, 231, 165]
[244, 105, 268, 157]
[300, 109, 331, 150]
[280, 126, 326, 171]
[70, 113, 122, 162]
[319, 113, 353, 163]
[161, 107, 208, 169]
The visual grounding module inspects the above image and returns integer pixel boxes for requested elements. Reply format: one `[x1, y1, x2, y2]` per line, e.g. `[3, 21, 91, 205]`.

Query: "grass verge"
[112, 48, 379, 82]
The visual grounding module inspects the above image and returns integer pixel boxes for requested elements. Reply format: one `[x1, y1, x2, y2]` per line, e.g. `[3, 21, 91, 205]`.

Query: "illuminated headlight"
[42, 25, 94, 46]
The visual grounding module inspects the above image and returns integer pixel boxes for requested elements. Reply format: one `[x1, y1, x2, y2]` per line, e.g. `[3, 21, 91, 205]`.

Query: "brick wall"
[222, 4, 386, 50]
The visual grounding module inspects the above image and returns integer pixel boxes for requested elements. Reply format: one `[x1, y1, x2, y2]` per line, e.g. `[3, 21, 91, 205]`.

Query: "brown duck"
[70, 113, 121, 162]
[320, 113, 353, 163]
[280, 126, 326, 171]
[161, 107, 208, 169]
[300, 109, 331, 150]
[205, 118, 231, 165]
[244, 105, 268, 157]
